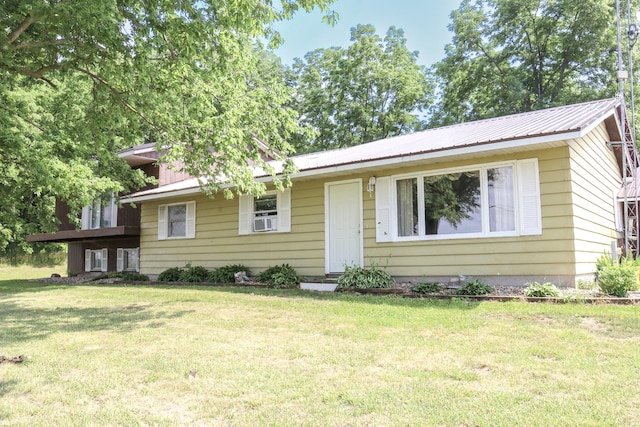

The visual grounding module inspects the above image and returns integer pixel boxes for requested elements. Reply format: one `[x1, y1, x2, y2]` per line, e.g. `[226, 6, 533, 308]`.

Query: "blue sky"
[273, 0, 462, 67]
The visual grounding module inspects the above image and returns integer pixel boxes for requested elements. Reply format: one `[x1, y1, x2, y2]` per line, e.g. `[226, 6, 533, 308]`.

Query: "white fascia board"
[122, 187, 202, 203]
[578, 108, 620, 139]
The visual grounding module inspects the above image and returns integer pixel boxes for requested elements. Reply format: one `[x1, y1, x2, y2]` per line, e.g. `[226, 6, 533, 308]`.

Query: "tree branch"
[0, 104, 47, 132]
[10, 38, 69, 50]
[71, 66, 159, 130]
[5, 14, 41, 46]
[0, 64, 60, 88]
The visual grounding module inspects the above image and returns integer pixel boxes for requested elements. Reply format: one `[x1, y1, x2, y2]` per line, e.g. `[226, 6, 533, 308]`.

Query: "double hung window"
[84, 248, 108, 272]
[158, 201, 196, 240]
[238, 189, 291, 235]
[253, 194, 278, 232]
[117, 248, 139, 272]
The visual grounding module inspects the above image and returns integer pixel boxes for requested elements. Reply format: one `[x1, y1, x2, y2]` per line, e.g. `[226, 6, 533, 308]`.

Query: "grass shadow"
[0, 379, 18, 398]
[0, 281, 75, 297]
[0, 296, 193, 345]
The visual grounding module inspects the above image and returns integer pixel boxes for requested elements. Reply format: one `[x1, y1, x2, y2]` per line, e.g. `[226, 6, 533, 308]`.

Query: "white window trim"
[239, 188, 291, 235]
[613, 190, 624, 233]
[376, 159, 541, 242]
[84, 248, 108, 272]
[81, 194, 118, 230]
[117, 247, 140, 272]
[158, 201, 196, 240]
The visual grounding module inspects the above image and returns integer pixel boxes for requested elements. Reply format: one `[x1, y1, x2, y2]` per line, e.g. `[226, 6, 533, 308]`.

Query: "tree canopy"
[430, 0, 623, 125]
[289, 24, 433, 153]
[0, 0, 335, 253]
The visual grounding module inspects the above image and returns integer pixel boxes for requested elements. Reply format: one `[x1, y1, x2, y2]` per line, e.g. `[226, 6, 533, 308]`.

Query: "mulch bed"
[32, 275, 640, 303]
[352, 284, 640, 304]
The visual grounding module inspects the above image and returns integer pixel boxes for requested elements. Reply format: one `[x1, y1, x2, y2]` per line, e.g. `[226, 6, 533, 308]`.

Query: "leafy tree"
[430, 0, 623, 125]
[290, 24, 433, 153]
[0, 0, 335, 253]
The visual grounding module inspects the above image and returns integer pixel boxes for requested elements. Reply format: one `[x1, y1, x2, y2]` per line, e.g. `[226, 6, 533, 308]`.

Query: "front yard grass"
[0, 263, 66, 281]
[1, 280, 639, 426]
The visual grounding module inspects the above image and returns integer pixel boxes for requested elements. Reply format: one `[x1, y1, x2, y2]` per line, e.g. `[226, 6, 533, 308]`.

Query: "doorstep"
[300, 282, 338, 292]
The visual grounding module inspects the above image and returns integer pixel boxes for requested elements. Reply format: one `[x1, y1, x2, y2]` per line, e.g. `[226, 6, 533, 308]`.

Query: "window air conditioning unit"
[254, 216, 275, 232]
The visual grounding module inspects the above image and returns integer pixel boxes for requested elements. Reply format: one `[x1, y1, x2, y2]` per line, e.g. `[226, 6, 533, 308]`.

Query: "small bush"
[523, 281, 560, 298]
[411, 282, 443, 294]
[179, 265, 210, 282]
[336, 264, 394, 289]
[598, 265, 636, 297]
[595, 252, 639, 297]
[256, 264, 303, 288]
[209, 265, 251, 283]
[157, 267, 184, 282]
[455, 279, 493, 296]
[92, 272, 149, 281]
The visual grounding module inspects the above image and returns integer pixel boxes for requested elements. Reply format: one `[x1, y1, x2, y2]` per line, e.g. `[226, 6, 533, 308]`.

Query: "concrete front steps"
[300, 275, 339, 292]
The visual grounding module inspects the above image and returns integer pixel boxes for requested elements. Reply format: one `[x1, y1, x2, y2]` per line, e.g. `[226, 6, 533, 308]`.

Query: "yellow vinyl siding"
[567, 122, 622, 275]
[140, 182, 326, 276]
[139, 128, 620, 285]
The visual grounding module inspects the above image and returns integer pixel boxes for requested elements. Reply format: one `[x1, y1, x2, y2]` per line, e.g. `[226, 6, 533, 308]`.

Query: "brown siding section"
[55, 200, 75, 231]
[138, 163, 160, 192]
[118, 204, 141, 227]
[67, 243, 84, 276]
[159, 161, 193, 186]
[67, 238, 140, 275]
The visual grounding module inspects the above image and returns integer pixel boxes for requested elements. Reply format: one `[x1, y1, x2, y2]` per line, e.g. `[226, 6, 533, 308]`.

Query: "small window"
[117, 248, 139, 272]
[253, 194, 278, 232]
[239, 189, 291, 235]
[85, 248, 108, 272]
[158, 201, 196, 240]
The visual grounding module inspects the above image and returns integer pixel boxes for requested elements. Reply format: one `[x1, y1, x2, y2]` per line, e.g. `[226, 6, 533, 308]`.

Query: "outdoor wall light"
[367, 176, 376, 196]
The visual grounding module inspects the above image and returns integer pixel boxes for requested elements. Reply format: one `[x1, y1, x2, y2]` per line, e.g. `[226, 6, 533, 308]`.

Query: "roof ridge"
[428, 97, 619, 131]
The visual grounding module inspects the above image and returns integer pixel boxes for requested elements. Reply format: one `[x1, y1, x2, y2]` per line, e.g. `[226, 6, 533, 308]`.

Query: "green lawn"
[0, 263, 66, 281]
[1, 281, 639, 426]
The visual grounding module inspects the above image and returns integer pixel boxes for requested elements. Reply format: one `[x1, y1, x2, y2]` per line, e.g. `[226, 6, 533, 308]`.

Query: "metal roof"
[123, 97, 623, 201]
[286, 97, 621, 172]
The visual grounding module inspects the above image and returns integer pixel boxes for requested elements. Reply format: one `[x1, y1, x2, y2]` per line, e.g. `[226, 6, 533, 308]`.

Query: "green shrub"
[92, 272, 149, 281]
[209, 264, 251, 283]
[336, 264, 394, 289]
[455, 279, 493, 296]
[595, 252, 616, 276]
[157, 267, 184, 282]
[179, 265, 210, 282]
[594, 252, 639, 297]
[410, 282, 443, 294]
[597, 265, 636, 297]
[256, 264, 303, 288]
[523, 281, 560, 298]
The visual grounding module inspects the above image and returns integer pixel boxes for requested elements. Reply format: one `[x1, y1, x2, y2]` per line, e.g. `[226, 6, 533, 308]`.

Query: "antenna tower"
[616, 0, 640, 257]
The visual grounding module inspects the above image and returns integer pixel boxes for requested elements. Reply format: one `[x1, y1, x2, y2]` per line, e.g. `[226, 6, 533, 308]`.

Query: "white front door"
[325, 179, 363, 273]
